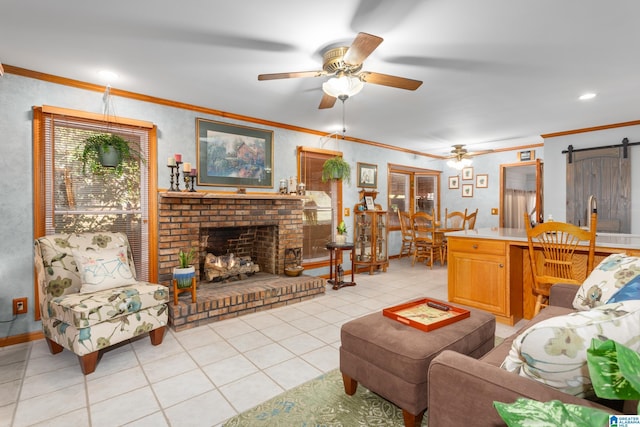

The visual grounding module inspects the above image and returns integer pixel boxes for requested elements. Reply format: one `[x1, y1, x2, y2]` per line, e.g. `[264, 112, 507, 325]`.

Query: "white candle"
[183, 162, 191, 172]
[167, 156, 176, 166]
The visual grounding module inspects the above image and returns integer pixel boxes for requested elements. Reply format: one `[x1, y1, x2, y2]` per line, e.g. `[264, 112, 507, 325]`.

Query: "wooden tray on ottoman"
[383, 298, 470, 332]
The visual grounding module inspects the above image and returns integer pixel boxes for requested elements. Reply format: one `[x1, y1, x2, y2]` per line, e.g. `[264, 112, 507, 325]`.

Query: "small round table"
[326, 242, 356, 290]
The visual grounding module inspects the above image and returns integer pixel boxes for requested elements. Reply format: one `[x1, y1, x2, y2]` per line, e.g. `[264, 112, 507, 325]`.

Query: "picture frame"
[357, 162, 378, 188]
[196, 118, 273, 188]
[462, 183, 474, 198]
[476, 174, 488, 188]
[365, 195, 376, 211]
[518, 150, 535, 161]
[462, 167, 474, 180]
[448, 175, 459, 189]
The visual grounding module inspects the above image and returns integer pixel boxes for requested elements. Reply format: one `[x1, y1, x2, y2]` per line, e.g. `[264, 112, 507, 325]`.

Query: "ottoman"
[339, 304, 495, 427]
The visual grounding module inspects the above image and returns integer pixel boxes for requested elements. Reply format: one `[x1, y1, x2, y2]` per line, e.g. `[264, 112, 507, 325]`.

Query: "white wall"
[543, 125, 640, 233]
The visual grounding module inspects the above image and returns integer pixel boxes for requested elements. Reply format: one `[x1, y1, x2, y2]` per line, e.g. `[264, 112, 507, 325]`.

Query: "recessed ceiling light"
[98, 70, 118, 82]
[579, 93, 596, 100]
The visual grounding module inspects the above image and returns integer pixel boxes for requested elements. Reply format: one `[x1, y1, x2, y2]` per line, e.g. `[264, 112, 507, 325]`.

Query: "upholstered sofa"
[34, 232, 169, 374]
[427, 283, 637, 425]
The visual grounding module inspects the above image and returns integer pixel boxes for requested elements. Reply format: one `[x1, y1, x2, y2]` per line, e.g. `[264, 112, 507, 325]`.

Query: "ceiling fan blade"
[319, 93, 337, 109]
[258, 70, 325, 81]
[343, 32, 383, 66]
[360, 71, 423, 90]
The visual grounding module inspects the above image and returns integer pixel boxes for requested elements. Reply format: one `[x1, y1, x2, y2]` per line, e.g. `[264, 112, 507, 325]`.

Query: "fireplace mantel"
[160, 191, 305, 201]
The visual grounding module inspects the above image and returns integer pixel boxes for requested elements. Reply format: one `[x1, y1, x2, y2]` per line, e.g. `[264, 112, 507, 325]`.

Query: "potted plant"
[321, 156, 351, 183]
[80, 133, 145, 176]
[173, 247, 197, 289]
[336, 220, 348, 244]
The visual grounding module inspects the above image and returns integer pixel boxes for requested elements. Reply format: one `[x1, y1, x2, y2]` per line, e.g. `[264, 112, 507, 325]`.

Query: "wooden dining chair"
[524, 212, 597, 316]
[444, 208, 467, 230]
[411, 210, 446, 269]
[398, 211, 414, 259]
[465, 208, 478, 230]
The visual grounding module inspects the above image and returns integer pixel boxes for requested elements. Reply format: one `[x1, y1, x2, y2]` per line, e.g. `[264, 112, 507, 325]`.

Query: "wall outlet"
[491, 208, 499, 215]
[344, 208, 350, 216]
[13, 297, 27, 315]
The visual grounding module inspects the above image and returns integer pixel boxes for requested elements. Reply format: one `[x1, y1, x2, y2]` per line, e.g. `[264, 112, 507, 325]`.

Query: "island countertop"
[445, 227, 640, 251]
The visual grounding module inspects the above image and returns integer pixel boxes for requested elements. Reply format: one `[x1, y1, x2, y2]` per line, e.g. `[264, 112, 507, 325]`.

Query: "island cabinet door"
[447, 238, 511, 323]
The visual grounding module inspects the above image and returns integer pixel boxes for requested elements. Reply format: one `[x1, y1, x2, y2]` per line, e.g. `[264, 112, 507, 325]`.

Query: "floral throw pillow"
[572, 253, 640, 310]
[73, 246, 137, 293]
[500, 300, 640, 398]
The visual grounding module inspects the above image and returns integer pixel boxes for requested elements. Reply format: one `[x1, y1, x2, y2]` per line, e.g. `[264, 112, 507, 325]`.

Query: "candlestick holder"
[167, 165, 177, 191]
[174, 161, 182, 191]
[184, 174, 197, 192]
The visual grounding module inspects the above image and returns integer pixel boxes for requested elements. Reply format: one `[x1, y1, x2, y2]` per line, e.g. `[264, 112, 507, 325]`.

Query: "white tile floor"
[0, 257, 525, 427]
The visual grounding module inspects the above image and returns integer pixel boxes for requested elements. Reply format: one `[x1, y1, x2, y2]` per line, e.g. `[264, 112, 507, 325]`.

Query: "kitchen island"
[446, 228, 640, 325]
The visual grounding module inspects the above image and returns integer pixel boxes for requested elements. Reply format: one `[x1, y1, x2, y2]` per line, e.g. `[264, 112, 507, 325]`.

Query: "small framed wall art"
[364, 195, 376, 211]
[357, 162, 378, 188]
[462, 167, 474, 180]
[448, 176, 459, 189]
[476, 174, 488, 188]
[462, 183, 474, 198]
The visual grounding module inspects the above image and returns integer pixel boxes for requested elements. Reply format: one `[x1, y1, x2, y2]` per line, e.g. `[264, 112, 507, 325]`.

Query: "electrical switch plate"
[491, 208, 499, 215]
[344, 208, 350, 216]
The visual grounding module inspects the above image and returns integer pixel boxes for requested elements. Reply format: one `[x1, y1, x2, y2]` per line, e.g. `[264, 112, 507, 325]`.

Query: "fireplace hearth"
[159, 192, 326, 331]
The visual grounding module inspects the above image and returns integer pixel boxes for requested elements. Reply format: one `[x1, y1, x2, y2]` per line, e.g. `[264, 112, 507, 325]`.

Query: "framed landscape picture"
[476, 174, 488, 188]
[448, 176, 459, 189]
[196, 118, 273, 188]
[462, 183, 474, 198]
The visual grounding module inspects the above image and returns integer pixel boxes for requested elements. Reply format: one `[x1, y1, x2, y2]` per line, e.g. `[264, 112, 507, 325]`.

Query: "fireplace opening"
[200, 225, 277, 282]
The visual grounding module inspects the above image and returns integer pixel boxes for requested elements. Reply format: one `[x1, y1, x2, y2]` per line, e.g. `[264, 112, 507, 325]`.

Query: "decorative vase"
[335, 234, 347, 245]
[173, 266, 195, 289]
[98, 145, 122, 168]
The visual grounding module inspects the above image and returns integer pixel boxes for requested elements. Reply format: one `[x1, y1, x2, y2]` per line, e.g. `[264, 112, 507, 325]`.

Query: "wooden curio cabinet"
[353, 204, 389, 274]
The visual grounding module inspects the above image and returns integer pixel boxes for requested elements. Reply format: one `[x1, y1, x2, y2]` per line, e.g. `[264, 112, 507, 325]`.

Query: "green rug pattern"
[223, 369, 425, 426]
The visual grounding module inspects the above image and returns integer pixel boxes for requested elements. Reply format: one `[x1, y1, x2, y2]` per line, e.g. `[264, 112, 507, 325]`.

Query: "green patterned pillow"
[73, 246, 137, 293]
[501, 300, 640, 397]
[572, 253, 640, 310]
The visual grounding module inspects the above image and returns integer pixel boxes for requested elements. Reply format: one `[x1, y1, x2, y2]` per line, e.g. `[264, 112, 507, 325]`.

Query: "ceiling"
[2, 0, 640, 157]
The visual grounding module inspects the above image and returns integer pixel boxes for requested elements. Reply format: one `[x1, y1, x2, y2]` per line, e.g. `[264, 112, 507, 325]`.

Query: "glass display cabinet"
[353, 204, 388, 274]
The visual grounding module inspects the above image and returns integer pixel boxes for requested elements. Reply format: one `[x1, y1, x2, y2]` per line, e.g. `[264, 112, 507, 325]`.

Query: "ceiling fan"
[446, 144, 496, 169]
[258, 32, 423, 109]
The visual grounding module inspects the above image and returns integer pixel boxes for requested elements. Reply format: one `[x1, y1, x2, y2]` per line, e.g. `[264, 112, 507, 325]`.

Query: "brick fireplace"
[158, 192, 326, 331]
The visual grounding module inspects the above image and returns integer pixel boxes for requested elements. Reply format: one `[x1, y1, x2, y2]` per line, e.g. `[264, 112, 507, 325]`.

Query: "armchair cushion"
[73, 246, 137, 293]
[501, 300, 640, 398]
[49, 283, 168, 328]
[572, 253, 640, 310]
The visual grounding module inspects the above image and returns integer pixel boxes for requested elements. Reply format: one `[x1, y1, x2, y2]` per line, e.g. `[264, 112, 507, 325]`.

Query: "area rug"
[222, 368, 420, 426]
[223, 337, 505, 426]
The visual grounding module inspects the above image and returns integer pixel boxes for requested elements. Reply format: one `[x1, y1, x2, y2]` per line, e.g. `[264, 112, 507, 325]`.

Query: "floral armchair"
[34, 232, 169, 374]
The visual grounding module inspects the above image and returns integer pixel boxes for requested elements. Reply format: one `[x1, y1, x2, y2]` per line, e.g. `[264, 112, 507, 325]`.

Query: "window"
[33, 106, 157, 318]
[298, 147, 343, 263]
[388, 165, 441, 229]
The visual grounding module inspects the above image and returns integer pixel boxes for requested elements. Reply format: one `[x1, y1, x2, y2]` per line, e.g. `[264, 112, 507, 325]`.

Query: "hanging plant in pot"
[80, 133, 145, 176]
[321, 156, 351, 183]
[173, 248, 197, 289]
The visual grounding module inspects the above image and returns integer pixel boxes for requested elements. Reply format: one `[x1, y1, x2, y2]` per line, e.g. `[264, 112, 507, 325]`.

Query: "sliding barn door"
[566, 147, 630, 233]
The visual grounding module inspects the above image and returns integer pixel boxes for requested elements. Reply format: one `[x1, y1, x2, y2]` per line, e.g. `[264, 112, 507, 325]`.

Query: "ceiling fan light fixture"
[322, 75, 364, 98]
[447, 157, 472, 170]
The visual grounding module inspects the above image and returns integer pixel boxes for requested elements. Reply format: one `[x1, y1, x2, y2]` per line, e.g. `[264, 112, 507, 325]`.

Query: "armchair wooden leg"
[79, 351, 99, 375]
[149, 326, 166, 346]
[45, 337, 64, 355]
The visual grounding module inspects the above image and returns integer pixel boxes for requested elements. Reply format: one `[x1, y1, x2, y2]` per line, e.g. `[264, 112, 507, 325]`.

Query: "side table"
[326, 242, 356, 290]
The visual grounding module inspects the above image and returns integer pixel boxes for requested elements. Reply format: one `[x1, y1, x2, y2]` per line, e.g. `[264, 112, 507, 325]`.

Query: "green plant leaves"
[587, 338, 640, 402]
[493, 398, 610, 427]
